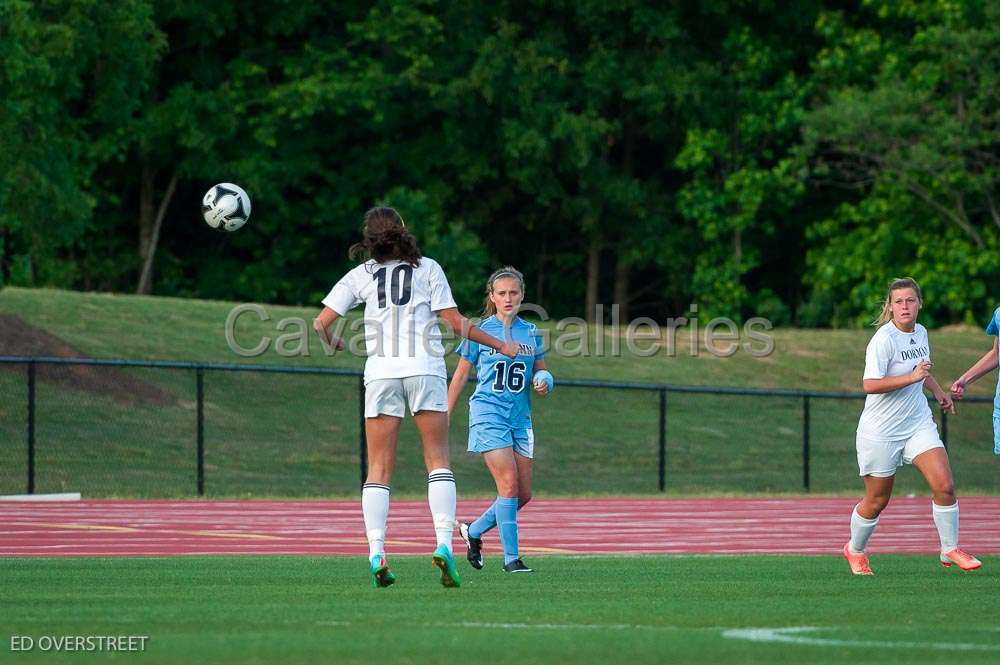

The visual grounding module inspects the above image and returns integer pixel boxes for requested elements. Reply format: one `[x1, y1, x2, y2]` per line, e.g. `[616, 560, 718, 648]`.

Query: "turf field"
[2, 554, 997, 665]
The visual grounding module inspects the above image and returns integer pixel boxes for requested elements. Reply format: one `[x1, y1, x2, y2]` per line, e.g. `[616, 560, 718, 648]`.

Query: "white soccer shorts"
[364, 375, 448, 418]
[855, 426, 944, 477]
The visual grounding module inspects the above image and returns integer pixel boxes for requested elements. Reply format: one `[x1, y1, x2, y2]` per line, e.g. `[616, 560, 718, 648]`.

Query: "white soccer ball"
[202, 183, 251, 232]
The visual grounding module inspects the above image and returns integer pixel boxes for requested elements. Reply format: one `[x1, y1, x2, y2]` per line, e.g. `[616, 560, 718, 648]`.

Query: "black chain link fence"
[1, 357, 995, 498]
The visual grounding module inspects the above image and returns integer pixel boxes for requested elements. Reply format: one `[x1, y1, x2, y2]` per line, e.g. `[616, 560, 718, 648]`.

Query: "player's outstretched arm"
[951, 338, 999, 399]
[312, 307, 346, 354]
[448, 358, 473, 415]
[436, 307, 519, 358]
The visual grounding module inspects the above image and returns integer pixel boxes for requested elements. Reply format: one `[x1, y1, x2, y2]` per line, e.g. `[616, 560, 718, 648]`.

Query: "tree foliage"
[1, 0, 998, 326]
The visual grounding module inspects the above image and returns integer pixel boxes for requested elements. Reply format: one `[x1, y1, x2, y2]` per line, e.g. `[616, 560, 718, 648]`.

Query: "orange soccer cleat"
[843, 542, 873, 576]
[940, 548, 982, 571]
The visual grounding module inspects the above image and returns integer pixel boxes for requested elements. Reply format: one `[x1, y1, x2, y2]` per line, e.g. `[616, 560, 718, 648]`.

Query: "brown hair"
[481, 266, 525, 318]
[873, 277, 923, 326]
[348, 206, 421, 266]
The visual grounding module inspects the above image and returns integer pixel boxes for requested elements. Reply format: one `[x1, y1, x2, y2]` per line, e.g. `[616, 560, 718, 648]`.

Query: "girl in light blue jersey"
[950, 306, 1000, 455]
[447, 266, 552, 573]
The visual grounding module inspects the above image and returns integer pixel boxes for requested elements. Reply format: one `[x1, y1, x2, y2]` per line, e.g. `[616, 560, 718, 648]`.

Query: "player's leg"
[513, 427, 535, 508]
[411, 376, 461, 587]
[483, 447, 530, 572]
[845, 433, 899, 575]
[467, 427, 533, 541]
[911, 445, 981, 570]
[362, 380, 405, 588]
[364, 414, 402, 587]
[460, 424, 511, 569]
[844, 473, 892, 575]
[414, 407, 456, 550]
[514, 452, 533, 508]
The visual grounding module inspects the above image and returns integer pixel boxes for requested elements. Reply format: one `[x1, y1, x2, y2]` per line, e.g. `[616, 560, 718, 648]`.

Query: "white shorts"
[855, 426, 944, 477]
[364, 375, 447, 419]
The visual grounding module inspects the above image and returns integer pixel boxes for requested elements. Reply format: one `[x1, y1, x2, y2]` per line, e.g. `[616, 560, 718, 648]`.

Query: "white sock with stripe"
[362, 483, 390, 559]
[849, 505, 878, 553]
[427, 468, 456, 552]
[932, 501, 959, 553]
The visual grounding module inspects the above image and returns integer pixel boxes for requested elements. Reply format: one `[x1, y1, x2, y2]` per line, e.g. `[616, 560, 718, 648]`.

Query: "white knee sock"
[427, 468, 456, 552]
[849, 505, 879, 553]
[362, 483, 390, 559]
[932, 501, 959, 553]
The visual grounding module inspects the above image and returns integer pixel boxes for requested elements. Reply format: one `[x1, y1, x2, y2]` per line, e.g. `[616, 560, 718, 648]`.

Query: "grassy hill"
[1, 287, 997, 497]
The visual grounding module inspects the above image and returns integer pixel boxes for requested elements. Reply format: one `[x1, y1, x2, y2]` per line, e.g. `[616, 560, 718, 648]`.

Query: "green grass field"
[3, 287, 998, 497]
[2, 555, 998, 664]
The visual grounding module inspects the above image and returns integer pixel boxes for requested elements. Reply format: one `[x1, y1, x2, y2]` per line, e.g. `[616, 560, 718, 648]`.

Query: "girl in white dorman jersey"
[313, 207, 518, 589]
[843, 277, 981, 575]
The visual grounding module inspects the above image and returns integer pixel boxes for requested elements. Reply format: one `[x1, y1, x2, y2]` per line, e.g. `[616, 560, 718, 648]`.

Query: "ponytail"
[349, 206, 422, 266]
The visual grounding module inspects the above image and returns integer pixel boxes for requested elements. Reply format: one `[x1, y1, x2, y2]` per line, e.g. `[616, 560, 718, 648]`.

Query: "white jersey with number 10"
[322, 257, 457, 384]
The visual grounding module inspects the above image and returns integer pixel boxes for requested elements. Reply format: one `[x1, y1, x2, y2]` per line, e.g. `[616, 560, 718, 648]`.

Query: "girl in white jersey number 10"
[844, 278, 981, 575]
[313, 207, 519, 589]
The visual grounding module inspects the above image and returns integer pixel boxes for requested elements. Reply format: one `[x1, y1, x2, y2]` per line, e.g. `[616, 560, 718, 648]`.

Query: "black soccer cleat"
[502, 558, 533, 574]
[459, 522, 484, 570]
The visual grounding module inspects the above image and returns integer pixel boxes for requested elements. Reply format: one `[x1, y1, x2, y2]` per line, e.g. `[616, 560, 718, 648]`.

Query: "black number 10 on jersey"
[373, 265, 413, 308]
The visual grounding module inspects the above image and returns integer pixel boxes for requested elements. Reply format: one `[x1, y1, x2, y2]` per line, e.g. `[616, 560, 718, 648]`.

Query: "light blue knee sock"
[494, 496, 520, 565]
[470, 498, 526, 539]
[469, 500, 497, 539]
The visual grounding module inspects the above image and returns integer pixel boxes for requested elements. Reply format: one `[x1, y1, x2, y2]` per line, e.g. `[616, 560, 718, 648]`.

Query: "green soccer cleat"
[432, 544, 461, 588]
[369, 554, 396, 588]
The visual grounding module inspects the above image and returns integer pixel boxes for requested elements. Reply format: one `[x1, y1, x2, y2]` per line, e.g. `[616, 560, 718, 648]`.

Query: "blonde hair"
[481, 266, 525, 318]
[873, 277, 923, 326]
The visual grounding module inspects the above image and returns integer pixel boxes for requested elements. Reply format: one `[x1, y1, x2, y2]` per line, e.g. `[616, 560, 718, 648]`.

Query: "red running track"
[1, 497, 998, 557]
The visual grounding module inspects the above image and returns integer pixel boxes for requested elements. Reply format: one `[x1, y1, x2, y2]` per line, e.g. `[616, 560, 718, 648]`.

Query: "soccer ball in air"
[202, 183, 251, 232]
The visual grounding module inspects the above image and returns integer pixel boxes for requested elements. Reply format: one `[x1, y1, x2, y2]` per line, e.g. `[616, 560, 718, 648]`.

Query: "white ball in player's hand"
[202, 183, 251, 232]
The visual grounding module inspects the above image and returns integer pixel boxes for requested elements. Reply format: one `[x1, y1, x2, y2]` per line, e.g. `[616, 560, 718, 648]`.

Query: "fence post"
[27, 360, 36, 495]
[359, 376, 367, 487]
[196, 367, 205, 496]
[802, 395, 811, 492]
[941, 409, 948, 449]
[658, 389, 667, 492]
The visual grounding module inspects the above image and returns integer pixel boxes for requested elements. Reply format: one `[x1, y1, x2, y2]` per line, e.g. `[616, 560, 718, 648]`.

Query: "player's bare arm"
[863, 360, 931, 394]
[436, 307, 519, 358]
[951, 338, 999, 399]
[312, 307, 345, 352]
[448, 358, 473, 415]
[923, 374, 955, 414]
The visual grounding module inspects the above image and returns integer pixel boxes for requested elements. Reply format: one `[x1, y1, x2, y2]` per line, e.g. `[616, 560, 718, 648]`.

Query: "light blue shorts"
[993, 416, 1000, 456]
[468, 423, 535, 459]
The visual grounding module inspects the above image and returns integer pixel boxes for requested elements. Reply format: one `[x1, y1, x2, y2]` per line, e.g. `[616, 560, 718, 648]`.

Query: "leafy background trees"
[1, 0, 997, 326]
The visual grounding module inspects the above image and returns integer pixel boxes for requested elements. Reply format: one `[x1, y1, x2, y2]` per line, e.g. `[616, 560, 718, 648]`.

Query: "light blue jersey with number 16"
[459, 316, 545, 429]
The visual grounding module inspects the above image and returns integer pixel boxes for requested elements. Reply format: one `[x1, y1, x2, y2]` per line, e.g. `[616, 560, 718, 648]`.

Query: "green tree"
[0, 0, 161, 287]
[804, 0, 1000, 325]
